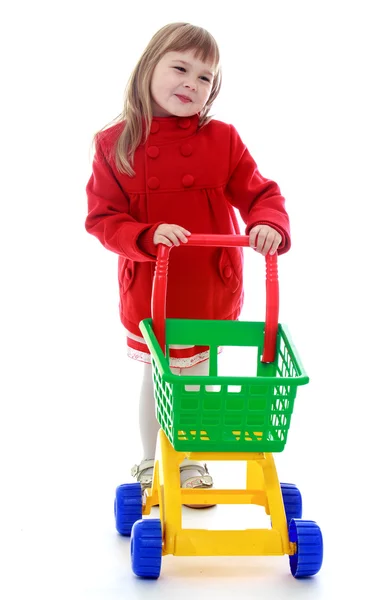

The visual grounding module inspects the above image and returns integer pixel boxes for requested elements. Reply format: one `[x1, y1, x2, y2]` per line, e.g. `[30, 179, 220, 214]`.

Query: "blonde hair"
[96, 23, 222, 176]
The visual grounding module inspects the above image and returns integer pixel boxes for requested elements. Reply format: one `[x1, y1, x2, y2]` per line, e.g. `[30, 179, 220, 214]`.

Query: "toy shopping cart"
[114, 234, 323, 579]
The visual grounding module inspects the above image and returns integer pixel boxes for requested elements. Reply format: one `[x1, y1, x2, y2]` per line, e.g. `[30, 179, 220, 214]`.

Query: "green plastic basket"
[139, 317, 309, 453]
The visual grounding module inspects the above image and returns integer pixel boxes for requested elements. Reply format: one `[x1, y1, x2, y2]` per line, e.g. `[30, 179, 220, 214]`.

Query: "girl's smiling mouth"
[175, 94, 192, 103]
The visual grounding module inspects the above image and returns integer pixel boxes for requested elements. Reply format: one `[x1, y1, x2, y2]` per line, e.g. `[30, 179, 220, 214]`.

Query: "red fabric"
[86, 115, 291, 338]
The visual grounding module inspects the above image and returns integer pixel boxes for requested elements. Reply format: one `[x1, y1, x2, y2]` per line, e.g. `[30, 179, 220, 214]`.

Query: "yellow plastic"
[143, 429, 296, 558]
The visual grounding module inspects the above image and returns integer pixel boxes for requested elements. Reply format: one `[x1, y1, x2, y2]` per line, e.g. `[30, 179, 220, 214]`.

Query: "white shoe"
[131, 459, 215, 509]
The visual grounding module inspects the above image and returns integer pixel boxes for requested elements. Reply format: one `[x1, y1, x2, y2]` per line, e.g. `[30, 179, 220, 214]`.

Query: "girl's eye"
[173, 67, 211, 83]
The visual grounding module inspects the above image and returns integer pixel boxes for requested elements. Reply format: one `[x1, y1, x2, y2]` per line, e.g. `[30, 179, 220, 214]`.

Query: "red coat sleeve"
[85, 137, 160, 261]
[225, 125, 291, 254]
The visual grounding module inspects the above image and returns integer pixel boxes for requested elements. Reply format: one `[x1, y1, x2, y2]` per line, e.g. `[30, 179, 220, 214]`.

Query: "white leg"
[138, 362, 160, 460]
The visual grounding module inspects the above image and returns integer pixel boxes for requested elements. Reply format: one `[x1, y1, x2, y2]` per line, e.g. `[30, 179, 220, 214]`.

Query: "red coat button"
[223, 266, 232, 278]
[182, 174, 194, 187]
[147, 145, 160, 158]
[148, 177, 160, 189]
[180, 143, 192, 157]
[150, 121, 160, 134]
[178, 118, 191, 129]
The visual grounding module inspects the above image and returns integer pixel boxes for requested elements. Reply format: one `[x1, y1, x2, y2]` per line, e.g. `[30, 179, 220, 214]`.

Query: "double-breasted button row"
[150, 117, 191, 134]
[147, 174, 195, 189]
[147, 143, 193, 159]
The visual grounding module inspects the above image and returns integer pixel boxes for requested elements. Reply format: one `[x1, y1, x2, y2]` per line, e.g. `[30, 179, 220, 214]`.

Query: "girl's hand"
[153, 223, 191, 247]
[249, 225, 282, 256]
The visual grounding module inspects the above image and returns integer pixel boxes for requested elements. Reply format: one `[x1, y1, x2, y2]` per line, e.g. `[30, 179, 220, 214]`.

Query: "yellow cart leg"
[261, 453, 292, 555]
[157, 430, 186, 556]
[246, 458, 264, 491]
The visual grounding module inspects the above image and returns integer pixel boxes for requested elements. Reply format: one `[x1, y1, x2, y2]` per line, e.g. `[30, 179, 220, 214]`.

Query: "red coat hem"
[121, 304, 243, 338]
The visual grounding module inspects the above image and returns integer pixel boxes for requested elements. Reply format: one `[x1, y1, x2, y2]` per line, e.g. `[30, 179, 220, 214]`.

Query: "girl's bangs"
[168, 29, 219, 70]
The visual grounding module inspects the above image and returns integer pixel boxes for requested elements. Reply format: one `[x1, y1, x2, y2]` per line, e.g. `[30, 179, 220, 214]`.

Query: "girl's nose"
[184, 80, 197, 91]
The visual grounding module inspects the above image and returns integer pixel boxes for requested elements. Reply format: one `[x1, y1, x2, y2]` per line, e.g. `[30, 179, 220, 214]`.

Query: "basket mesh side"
[152, 331, 301, 451]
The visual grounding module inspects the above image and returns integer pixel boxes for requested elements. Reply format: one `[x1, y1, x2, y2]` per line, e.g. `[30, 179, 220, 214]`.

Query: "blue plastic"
[281, 483, 302, 525]
[131, 519, 162, 579]
[114, 483, 142, 536]
[288, 519, 323, 578]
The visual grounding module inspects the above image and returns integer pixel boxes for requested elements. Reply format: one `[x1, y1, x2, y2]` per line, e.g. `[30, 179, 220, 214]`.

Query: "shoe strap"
[131, 459, 154, 478]
[182, 475, 213, 489]
[179, 462, 209, 476]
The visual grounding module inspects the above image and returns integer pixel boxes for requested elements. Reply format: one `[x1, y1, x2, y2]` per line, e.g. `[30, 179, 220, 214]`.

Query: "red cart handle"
[151, 234, 279, 363]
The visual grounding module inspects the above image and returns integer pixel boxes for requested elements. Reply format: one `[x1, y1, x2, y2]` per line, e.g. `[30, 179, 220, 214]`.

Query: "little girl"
[85, 22, 291, 506]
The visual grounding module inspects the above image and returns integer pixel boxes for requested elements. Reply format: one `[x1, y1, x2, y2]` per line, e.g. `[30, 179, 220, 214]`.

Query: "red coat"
[85, 114, 290, 338]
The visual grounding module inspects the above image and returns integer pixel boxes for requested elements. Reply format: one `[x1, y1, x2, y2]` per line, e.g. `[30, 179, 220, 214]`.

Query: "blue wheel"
[289, 519, 323, 578]
[131, 519, 162, 579]
[114, 483, 142, 536]
[281, 483, 302, 525]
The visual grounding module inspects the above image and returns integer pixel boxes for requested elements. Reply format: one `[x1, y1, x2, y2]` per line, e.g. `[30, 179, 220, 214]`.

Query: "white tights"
[138, 359, 210, 483]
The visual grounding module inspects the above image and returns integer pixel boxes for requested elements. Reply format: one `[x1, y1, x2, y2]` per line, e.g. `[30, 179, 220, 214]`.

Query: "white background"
[1, 0, 369, 597]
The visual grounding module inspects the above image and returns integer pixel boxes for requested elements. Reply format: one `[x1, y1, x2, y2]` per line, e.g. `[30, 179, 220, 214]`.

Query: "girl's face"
[150, 50, 215, 117]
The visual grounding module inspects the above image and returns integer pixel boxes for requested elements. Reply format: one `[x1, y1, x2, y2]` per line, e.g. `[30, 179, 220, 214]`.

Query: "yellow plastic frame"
[142, 429, 296, 558]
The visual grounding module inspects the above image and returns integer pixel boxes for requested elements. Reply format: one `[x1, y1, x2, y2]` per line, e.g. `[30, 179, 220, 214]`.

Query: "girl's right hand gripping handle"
[151, 234, 279, 363]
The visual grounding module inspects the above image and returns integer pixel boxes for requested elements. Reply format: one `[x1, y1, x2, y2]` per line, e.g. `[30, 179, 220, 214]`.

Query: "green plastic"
[139, 318, 309, 453]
